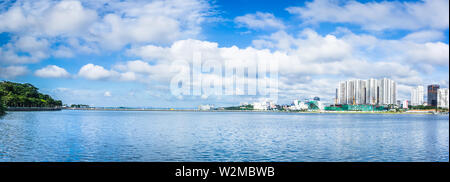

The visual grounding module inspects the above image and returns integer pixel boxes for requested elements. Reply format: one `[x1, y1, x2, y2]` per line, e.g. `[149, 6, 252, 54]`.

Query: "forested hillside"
[0, 81, 62, 108]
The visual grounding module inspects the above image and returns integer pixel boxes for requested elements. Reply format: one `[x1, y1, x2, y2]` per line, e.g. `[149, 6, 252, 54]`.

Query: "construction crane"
[372, 97, 376, 112]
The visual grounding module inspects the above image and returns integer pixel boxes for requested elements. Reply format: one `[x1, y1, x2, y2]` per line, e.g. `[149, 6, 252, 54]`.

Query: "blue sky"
[0, 0, 449, 107]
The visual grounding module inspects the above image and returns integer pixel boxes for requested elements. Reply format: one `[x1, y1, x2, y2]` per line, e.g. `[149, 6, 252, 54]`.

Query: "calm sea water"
[0, 110, 448, 162]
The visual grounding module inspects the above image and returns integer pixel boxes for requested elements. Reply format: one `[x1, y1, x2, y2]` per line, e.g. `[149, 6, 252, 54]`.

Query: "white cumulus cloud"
[0, 0, 211, 64]
[235, 12, 285, 30]
[0, 66, 28, 79]
[78, 63, 116, 80]
[34, 65, 70, 78]
[286, 0, 449, 31]
[402, 30, 445, 43]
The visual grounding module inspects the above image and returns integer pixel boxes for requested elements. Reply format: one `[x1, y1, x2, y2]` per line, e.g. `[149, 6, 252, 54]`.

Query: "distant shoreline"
[62, 108, 446, 115]
[4, 107, 446, 115]
[7, 107, 62, 111]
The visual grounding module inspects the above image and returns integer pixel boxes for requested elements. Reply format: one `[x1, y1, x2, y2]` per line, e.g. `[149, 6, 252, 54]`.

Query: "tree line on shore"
[0, 95, 5, 114]
[0, 81, 62, 110]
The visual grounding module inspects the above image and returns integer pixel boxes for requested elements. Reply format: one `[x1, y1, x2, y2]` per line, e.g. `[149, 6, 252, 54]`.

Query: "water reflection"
[0, 111, 448, 162]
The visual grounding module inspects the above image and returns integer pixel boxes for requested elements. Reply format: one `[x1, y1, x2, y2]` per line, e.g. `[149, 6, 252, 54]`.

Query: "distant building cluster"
[409, 84, 448, 109]
[290, 100, 309, 110]
[231, 97, 325, 111]
[199, 78, 449, 112]
[252, 99, 277, 110]
[336, 78, 396, 106]
[333, 78, 449, 111]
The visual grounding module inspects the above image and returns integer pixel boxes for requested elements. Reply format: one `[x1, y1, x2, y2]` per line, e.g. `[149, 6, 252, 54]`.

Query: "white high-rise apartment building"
[354, 80, 367, 105]
[410, 86, 424, 106]
[337, 81, 347, 105]
[378, 78, 396, 105]
[366, 78, 378, 105]
[437, 88, 449, 109]
[336, 78, 397, 106]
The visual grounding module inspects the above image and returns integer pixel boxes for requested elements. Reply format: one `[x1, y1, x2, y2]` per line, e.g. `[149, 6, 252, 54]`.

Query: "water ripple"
[0, 111, 448, 162]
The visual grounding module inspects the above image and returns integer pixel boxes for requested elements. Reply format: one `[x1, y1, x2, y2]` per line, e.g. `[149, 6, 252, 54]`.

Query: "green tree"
[0, 81, 63, 108]
[0, 95, 5, 114]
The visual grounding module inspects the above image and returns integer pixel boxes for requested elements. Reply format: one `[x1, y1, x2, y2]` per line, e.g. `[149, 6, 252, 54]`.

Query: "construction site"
[325, 95, 389, 112]
[324, 104, 388, 112]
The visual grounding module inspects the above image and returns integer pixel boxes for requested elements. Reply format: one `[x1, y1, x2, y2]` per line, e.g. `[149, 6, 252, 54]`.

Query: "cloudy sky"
[0, 0, 448, 107]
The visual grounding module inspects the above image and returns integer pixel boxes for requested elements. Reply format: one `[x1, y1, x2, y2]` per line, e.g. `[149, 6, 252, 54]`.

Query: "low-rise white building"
[253, 102, 268, 110]
[252, 99, 276, 110]
[289, 100, 315, 110]
[402, 100, 409, 109]
[316, 101, 326, 111]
